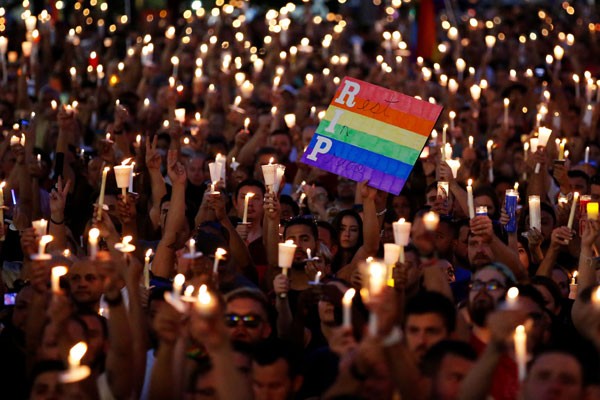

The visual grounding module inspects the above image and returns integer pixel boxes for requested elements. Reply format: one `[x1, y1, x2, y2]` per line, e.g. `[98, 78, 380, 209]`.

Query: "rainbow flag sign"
[301, 77, 442, 195]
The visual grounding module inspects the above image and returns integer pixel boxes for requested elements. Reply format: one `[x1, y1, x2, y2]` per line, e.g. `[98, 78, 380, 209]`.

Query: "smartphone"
[3, 292, 16, 306]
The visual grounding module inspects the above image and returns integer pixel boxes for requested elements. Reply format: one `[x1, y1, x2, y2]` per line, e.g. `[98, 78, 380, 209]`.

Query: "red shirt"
[470, 334, 520, 400]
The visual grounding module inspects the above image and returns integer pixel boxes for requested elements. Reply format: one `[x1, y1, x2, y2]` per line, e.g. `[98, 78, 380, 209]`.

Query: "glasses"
[224, 313, 263, 328]
[469, 279, 506, 292]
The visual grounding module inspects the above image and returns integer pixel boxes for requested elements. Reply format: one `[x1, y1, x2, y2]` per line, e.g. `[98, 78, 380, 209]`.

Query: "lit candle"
[60, 342, 91, 383]
[37, 235, 53, 257]
[278, 240, 296, 275]
[448, 111, 456, 131]
[144, 249, 152, 289]
[244, 117, 250, 131]
[114, 159, 133, 202]
[368, 260, 387, 336]
[196, 284, 214, 315]
[384, 243, 401, 287]
[529, 195, 541, 231]
[573, 74, 581, 99]
[171, 55, 179, 77]
[242, 192, 255, 223]
[592, 286, 600, 306]
[213, 248, 227, 275]
[114, 235, 135, 253]
[466, 178, 475, 220]
[505, 189, 519, 233]
[567, 192, 579, 229]
[588, 202, 599, 220]
[261, 158, 278, 190]
[97, 166, 110, 221]
[51, 266, 68, 293]
[468, 136, 474, 148]
[392, 218, 411, 263]
[173, 273, 185, 301]
[314, 271, 322, 284]
[585, 146, 590, 164]
[174, 108, 186, 123]
[487, 140, 494, 183]
[88, 228, 100, 259]
[446, 159, 460, 179]
[284, 113, 296, 128]
[514, 325, 527, 382]
[503, 98, 510, 126]
[535, 127, 552, 174]
[342, 288, 356, 328]
[423, 211, 440, 231]
[32, 219, 48, 237]
[505, 286, 519, 309]
[558, 139, 566, 161]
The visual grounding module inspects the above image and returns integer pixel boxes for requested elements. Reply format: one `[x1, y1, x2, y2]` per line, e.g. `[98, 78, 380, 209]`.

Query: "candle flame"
[398, 218, 405, 224]
[215, 248, 227, 258]
[122, 235, 132, 245]
[515, 325, 525, 334]
[145, 249, 153, 257]
[285, 239, 295, 245]
[184, 285, 194, 297]
[343, 288, 356, 305]
[40, 235, 54, 246]
[198, 284, 211, 305]
[68, 342, 87, 367]
[245, 192, 255, 200]
[52, 266, 68, 279]
[507, 286, 519, 300]
[174, 273, 185, 287]
[89, 228, 100, 240]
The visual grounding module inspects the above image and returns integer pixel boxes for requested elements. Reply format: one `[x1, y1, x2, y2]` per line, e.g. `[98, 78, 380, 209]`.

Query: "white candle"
[342, 288, 356, 328]
[503, 98, 510, 126]
[278, 240, 296, 272]
[261, 158, 277, 189]
[383, 243, 401, 265]
[37, 235, 53, 256]
[114, 160, 133, 201]
[514, 325, 527, 382]
[242, 192, 255, 223]
[213, 248, 227, 275]
[392, 218, 411, 263]
[487, 140, 494, 183]
[144, 249, 152, 289]
[314, 271, 322, 284]
[173, 273, 185, 301]
[88, 228, 100, 259]
[368, 260, 387, 336]
[567, 192, 579, 229]
[51, 266, 68, 293]
[468, 136, 474, 148]
[467, 179, 475, 219]
[529, 195, 541, 231]
[97, 167, 110, 221]
[535, 127, 552, 173]
[585, 146, 590, 164]
[448, 111, 455, 132]
[174, 108, 186, 123]
[32, 219, 48, 237]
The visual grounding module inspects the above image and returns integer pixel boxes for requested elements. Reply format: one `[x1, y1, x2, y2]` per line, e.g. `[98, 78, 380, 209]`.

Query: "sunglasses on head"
[224, 313, 263, 328]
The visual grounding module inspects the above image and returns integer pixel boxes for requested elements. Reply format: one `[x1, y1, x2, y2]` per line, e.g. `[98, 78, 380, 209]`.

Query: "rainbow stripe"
[301, 77, 442, 195]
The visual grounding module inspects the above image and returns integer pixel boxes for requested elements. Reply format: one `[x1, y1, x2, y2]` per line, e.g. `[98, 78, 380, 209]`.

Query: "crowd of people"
[0, 0, 599, 399]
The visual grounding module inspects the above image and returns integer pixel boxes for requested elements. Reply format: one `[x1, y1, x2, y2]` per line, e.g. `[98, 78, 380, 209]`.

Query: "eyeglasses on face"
[469, 279, 506, 292]
[223, 313, 263, 328]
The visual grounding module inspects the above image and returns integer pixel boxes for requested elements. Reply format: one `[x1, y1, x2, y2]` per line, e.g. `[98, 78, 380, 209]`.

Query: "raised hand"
[49, 176, 71, 219]
[145, 135, 162, 171]
[167, 150, 186, 186]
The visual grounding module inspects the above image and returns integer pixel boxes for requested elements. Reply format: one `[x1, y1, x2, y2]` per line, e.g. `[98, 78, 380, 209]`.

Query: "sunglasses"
[224, 313, 263, 328]
[469, 279, 506, 292]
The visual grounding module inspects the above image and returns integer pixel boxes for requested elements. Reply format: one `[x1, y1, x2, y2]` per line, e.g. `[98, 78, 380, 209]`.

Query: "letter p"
[306, 136, 333, 161]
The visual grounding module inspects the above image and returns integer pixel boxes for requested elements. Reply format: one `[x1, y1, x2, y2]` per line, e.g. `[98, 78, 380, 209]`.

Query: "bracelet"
[104, 292, 123, 307]
[50, 217, 64, 225]
[376, 208, 387, 217]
